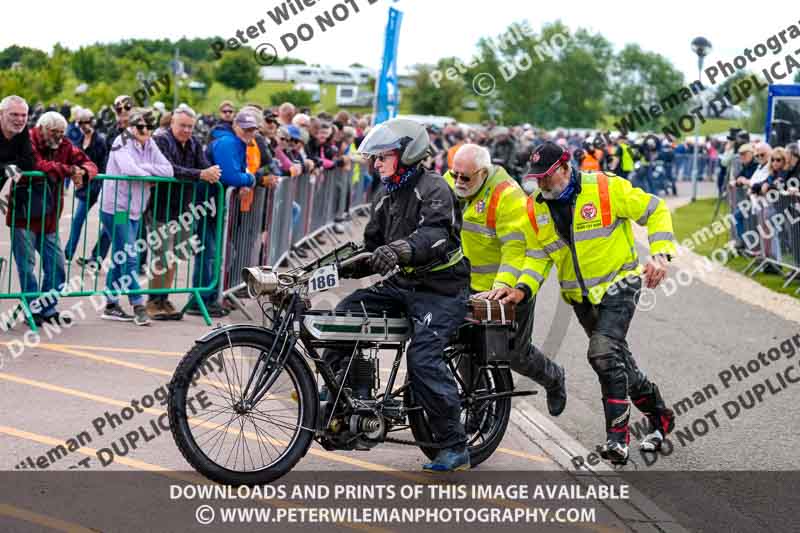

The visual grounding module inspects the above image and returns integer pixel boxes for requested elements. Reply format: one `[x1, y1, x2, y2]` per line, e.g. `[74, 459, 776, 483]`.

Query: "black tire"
[168, 328, 317, 486]
[407, 357, 513, 467]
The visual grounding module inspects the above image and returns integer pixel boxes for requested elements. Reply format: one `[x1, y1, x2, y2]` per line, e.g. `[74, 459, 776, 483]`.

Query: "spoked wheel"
[407, 349, 512, 467]
[168, 329, 317, 485]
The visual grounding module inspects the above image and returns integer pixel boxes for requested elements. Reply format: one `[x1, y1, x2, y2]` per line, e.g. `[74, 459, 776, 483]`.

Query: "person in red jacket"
[7, 111, 97, 326]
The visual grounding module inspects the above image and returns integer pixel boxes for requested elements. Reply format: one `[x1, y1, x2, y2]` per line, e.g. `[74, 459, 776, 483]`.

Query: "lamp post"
[690, 36, 712, 202]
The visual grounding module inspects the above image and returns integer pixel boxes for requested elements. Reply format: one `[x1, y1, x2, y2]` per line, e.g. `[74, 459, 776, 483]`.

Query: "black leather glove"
[388, 240, 412, 264]
[370, 245, 399, 276]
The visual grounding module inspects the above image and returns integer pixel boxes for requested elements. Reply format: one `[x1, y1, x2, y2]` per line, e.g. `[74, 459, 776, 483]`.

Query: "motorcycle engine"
[321, 351, 386, 451]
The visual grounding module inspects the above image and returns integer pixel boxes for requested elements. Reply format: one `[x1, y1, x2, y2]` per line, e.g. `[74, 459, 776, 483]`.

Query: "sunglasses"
[451, 170, 483, 183]
[755, 153, 768, 158]
[115, 104, 132, 113]
[134, 123, 155, 132]
[372, 153, 395, 162]
[772, 158, 784, 162]
[220, 109, 235, 114]
[278, 136, 289, 142]
[78, 120, 94, 125]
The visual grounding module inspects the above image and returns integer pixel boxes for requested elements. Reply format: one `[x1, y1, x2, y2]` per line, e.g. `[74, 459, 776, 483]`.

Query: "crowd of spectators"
[4, 93, 800, 329]
[419, 122, 733, 197]
[1, 94, 369, 327]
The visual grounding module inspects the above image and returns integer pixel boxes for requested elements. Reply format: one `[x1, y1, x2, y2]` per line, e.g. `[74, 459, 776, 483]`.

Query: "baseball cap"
[526, 142, 571, 179]
[738, 143, 754, 154]
[234, 111, 259, 130]
[285, 125, 303, 141]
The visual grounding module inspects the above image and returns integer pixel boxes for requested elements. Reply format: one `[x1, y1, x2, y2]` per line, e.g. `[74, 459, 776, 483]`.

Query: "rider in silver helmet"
[327, 118, 472, 472]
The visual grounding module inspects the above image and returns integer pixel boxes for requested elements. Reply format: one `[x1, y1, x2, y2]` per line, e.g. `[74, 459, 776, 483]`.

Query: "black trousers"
[572, 277, 668, 443]
[327, 279, 468, 449]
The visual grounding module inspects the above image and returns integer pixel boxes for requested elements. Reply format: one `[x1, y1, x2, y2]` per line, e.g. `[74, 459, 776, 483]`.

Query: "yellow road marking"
[0, 372, 422, 480]
[1, 341, 182, 357]
[33, 342, 406, 377]
[32, 344, 267, 398]
[0, 426, 390, 533]
[0, 502, 96, 533]
[0, 425, 167, 471]
[496, 447, 551, 463]
[0, 375, 618, 533]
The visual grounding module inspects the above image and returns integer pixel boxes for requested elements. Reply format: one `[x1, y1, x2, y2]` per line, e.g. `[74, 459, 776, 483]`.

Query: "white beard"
[454, 178, 485, 198]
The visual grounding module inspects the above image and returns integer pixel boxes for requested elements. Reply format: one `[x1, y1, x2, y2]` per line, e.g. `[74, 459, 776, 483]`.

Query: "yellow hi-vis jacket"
[518, 171, 676, 305]
[444, 166, 531, 291]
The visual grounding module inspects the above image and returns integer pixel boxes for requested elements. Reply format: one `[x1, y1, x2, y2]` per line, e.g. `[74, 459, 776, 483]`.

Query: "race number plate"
[308, 265, 339, 294]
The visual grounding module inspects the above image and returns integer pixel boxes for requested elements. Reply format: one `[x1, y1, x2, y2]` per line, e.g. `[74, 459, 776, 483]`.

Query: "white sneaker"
[640, 429, 664, 452]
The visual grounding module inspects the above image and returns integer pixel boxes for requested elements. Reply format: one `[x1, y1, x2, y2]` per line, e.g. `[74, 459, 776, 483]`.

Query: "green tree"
[71, 47, 101, 83]
[467, 21, 613, 128]
[270, 89, 313, 108]
[215, 50, 259, 99]
[607, 44, 687, 127]
[406, 60, 465, 119]
[0, 45, 48, 70]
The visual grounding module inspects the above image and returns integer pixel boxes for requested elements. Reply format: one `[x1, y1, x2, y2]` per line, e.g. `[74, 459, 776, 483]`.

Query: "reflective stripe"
[430, 248, 464, 272]
[462, 220, 496, 237]
[472, 264, 520, 277]
[527, 196, 538, 233]
[497, 265, 521, 277]
[521, 269, 545, 283]
[559, 260, 639, 290]
[649, 231, 674, 243]
[487, 180, 513, 229]
[499, 231, 525, 243]
[403, 248, 464, 274]
[597, 172, 612, 226]
[636, 195, 660, 225]
[374, 194, 387, 212]
[574, 218, 622, 241]
[431, 239, 446, 248]
[472, 264, 500, 274]
[414, 187, 423, 201]
[526, 249, 549, 259]
[543, 239, 567, 254]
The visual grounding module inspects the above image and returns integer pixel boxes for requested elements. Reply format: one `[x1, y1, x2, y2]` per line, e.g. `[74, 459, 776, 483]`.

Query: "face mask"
[540, 171, 575, 201]
[522, 179, 538, 194]
[540, 185, 564, 200]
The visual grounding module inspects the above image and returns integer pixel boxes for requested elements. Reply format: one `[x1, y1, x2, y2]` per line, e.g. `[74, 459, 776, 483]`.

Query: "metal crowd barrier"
[0, 172, 225, 331]
[727, 183, 800, 288]
[218, 167, 374, 313]
[671, 154, 719, 181]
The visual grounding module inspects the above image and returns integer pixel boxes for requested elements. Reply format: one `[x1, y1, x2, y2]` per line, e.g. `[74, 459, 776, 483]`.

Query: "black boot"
[599, 397, 631, 464]
[545, 367, 567, 416]
[641, 407, 675, 452]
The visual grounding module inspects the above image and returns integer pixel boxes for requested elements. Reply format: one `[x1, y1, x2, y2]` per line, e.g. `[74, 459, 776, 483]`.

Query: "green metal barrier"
[1, 171, 225, 331]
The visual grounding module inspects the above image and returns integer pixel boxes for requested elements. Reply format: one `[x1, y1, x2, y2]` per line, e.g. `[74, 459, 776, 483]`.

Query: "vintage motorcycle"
[167, 243, 535, 485]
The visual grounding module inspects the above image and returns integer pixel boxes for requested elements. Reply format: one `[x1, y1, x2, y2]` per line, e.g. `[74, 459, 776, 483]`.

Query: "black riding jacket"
[364, 168, 470, 296]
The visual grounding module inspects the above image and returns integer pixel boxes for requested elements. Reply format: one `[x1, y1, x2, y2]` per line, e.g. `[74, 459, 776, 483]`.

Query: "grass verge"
[672, 197, 800, 300]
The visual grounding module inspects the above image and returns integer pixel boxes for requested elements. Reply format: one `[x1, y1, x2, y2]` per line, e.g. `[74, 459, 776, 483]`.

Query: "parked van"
[286, 65, 323, 83]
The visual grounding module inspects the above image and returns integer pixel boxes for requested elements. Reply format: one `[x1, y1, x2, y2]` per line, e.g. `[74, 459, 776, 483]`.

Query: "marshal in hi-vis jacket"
[517, 171, 677, 305]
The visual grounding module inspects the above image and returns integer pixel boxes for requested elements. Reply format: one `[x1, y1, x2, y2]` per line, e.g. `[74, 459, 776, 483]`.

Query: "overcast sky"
[2, 0, 796, 85]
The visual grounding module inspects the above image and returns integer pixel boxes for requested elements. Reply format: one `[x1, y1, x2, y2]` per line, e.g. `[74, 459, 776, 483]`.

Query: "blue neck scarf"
[554, 169, 578, 202]
[382, 166, 417, 193]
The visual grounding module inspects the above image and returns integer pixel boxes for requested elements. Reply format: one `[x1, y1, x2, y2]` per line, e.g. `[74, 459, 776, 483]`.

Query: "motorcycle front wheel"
[168, 328, 317, 486]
